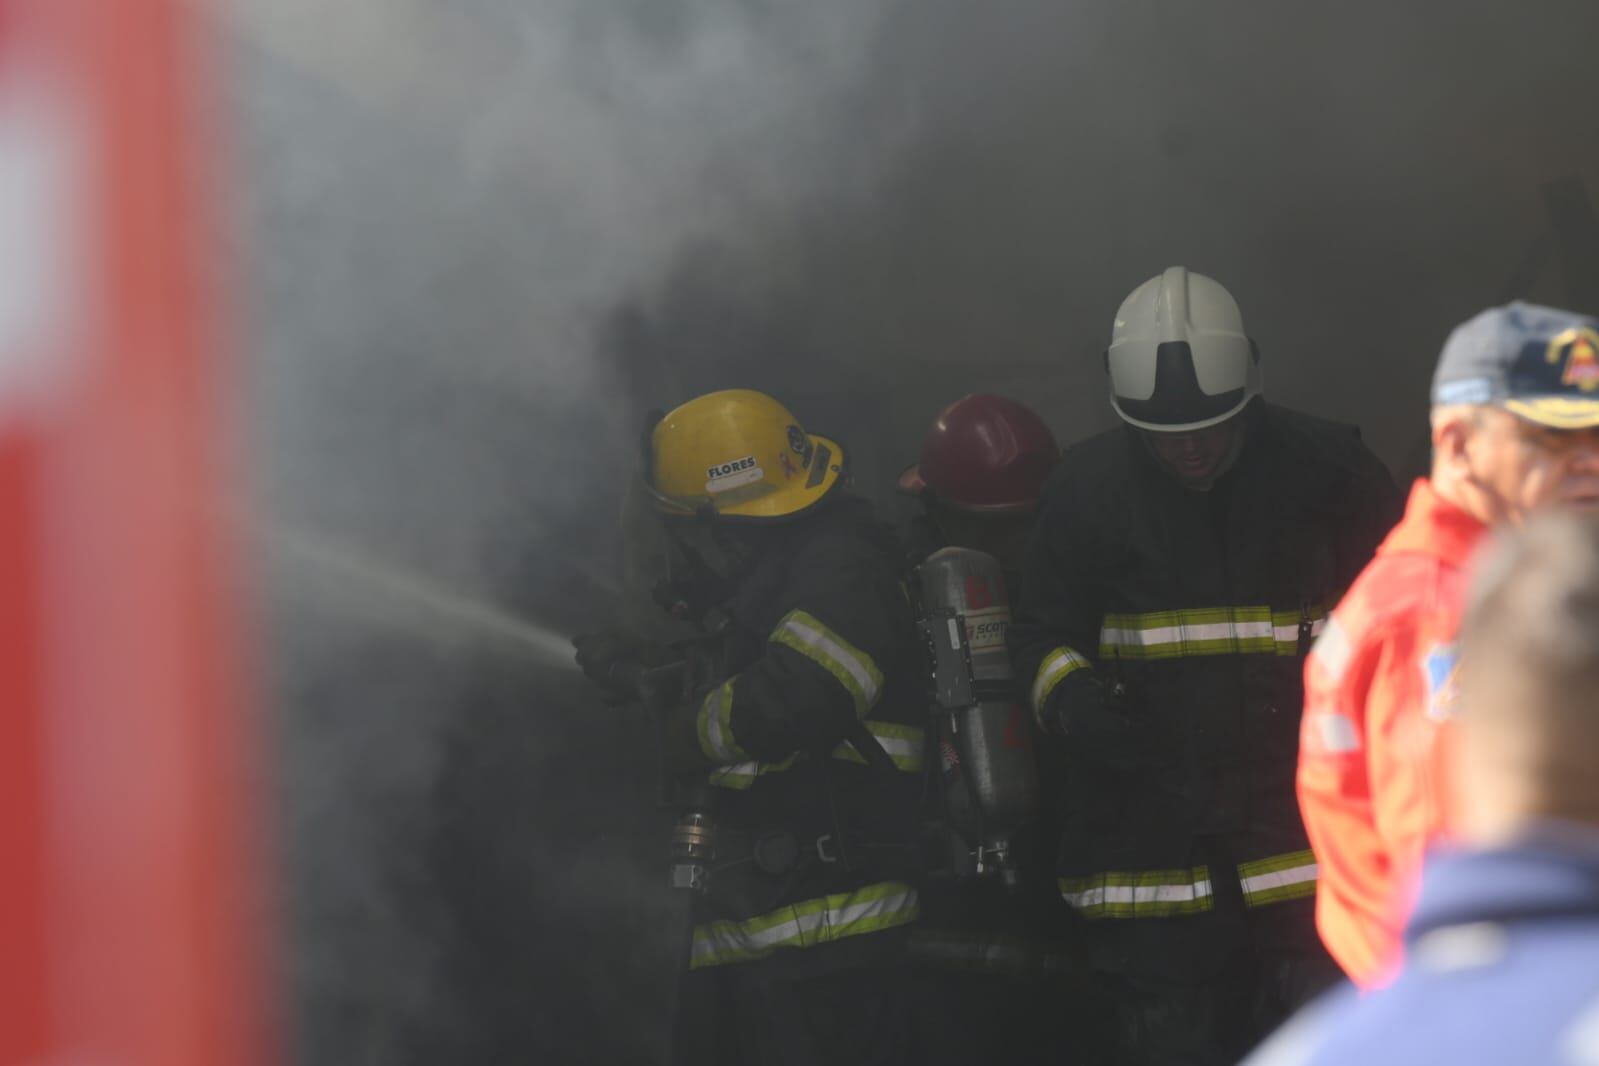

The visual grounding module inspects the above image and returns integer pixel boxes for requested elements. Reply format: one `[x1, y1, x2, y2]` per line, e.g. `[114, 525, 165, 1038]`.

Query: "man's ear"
[1431, 409, 1475, 477]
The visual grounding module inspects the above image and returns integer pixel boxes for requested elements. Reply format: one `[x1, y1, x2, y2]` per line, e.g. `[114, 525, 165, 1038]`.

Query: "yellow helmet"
[646, 389, 846, 520]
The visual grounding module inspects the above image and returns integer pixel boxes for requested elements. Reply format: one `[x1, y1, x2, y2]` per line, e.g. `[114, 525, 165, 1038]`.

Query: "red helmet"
[897, 394, 1060, 514]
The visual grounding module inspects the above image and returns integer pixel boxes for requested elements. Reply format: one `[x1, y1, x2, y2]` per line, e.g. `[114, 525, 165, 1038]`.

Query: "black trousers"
[1093, 839, 1344, 1066]
[1109, 944, 1341, 1066]
[671, 957, 916, 1066]
[912, 967, 1116, 1066]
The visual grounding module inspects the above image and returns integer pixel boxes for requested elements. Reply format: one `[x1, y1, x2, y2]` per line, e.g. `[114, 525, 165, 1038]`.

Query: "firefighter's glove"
[1048, 675, 1172, 770]
[572, 631, 651, 704]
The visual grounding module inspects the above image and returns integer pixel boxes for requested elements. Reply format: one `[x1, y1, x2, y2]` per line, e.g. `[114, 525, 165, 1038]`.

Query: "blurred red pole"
[0, 1, 272, 1064]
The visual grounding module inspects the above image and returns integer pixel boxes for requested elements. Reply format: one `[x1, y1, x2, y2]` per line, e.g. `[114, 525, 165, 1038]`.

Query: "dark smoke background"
[223, 1, 1599, 1063]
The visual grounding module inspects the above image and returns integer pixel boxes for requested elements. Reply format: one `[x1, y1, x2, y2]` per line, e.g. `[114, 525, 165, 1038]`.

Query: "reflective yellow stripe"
[695, 681, 747, 763]
[1099, 605, 1327, 660]
[706, 753, 800, 790]
[1031, 646, 1091, 727]
[1237, 849, 1318, 907]
[1058, 866, 1215, 919]
[1062, 852, 1317, 916]
[707, 721, 925, 789]
[689, 881, 920, 968]
[832, 721, 926, 772]
[770, 609, 884, 716]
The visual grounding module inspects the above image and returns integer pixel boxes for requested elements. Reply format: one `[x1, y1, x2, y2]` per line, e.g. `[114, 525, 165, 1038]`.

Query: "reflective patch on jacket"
[1058, 866, 1215, 918]
[707, 720, 925, 790]
[770, 608, 884, 716]
[832, 720, 925, 771]
[1061, 848, 1318, 918]
[688, 880, 920, 968]
[1238, 849, 1319, 907]
[1303, 711, 1362, 755]
[1099, 605, 1327, 660]
[1421, 642, 1460, 721]
[1030, 645, 1091, 726]
[695, 680, 747, 764]
[1308, 614, 1353, 682]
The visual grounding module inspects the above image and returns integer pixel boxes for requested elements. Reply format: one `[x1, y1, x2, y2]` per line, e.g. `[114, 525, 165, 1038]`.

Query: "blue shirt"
[1245, 827, 1599, 1066]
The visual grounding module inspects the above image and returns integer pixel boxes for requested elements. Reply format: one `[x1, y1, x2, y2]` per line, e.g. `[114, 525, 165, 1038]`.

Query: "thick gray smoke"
[226, 1, 905, 1062]
[608, 0, 1599, 485]
[225, 0, 1599, 1063]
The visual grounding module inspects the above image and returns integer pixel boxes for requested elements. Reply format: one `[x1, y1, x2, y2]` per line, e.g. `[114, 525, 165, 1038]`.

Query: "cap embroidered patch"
[1547, 326, 1599, 392]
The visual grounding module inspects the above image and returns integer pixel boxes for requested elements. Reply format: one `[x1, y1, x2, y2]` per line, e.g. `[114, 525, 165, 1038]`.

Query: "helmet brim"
[1111, 393, 1252, 434]
[898, 462, 1042, 514]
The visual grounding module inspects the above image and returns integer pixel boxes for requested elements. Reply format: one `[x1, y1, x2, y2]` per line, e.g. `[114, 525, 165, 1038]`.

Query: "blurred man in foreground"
[1250, 512, 1599, 1065]
[1298, 303, 1599, 988]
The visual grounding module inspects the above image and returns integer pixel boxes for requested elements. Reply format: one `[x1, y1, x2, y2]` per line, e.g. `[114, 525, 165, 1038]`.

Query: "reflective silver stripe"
[1061, 880, 1214, 910]
[1309, 615, 1352, 681]
[689, 881, 920, 968]
[1100, 605, 1327, 660]
[1058, 867, 1214, 918]
[707, 756, 797, 790]
[771, 609, 883, 716]
[1238, 862, 1318, 902]
[1104, 619, 1274, 647]
[695, 681, 746, 763]
[835, 721, 926, 772]
[1313, 712, 1361, 754]
[1237, 850, 1319, 906]
[1031, 646, 1091, 726]
[707, 760, 761, 788]
[1274, 617, 1327, 645]
[867, 731, 922, 764]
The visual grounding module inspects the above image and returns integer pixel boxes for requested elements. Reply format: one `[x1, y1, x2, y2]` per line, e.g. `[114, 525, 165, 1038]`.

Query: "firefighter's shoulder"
[1039, 424, 1130, 501]
[785, 495, 903, 573]
[775, 496, 912, 636]
[1263, 403, 1387, 480]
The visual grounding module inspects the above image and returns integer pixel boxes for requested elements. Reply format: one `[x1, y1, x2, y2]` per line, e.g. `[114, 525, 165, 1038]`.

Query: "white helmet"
[1106, 266, 1262, 432]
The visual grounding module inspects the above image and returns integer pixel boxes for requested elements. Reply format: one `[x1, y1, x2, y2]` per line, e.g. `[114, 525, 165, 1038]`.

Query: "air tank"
[916, 546, 1040, 885]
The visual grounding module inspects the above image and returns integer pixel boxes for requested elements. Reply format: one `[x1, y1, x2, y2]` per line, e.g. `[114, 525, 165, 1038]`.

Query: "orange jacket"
[1297, 479, 1486, 987]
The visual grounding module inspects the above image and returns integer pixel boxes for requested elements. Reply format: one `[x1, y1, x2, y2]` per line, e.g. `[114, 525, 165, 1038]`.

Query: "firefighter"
[1010, 267, 1403, 1065]
[1297, 302, 1599, 989]
[896, 394, 1101, 1064]
[897, 393, 1061, 576]
[573, 388, 925, 1066]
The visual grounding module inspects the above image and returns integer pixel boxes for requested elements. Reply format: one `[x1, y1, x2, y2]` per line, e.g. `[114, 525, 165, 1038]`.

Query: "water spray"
[259, 521, 578, 671]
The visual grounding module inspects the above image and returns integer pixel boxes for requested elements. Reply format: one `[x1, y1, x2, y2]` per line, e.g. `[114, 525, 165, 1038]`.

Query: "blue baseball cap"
[1432, 302, 1599, 429]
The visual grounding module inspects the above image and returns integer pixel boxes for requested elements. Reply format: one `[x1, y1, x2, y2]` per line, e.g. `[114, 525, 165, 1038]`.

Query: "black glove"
[1047, 674, 1173, 770]
[572, 631, 651, 702]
